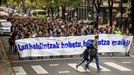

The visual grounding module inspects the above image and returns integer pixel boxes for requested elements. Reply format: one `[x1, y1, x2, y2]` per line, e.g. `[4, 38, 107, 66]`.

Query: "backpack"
[90, 48, 97, 56]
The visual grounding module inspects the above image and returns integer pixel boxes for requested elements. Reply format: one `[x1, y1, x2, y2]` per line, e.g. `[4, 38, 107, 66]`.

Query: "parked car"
[0, 19, 12, 35]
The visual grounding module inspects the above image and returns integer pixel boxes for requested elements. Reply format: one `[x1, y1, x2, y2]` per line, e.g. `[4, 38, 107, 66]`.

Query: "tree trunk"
[120, 0, 123, 29]
[93, 0, 101, 23]
[108, 0, 113, 27]
[131, 0, 134, 35]
[0, 0, 2, 6]
[96, 10, 99, 23]
[109, 6, 112, 26]
[22, 0, 26, 13]
[62, 6, 66, 21]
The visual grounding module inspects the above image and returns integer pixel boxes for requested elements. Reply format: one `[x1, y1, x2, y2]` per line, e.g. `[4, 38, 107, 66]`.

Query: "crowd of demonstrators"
[7, 16, 96, 59]
[6, 15, 131, 57]
[8, 16, 86, 38]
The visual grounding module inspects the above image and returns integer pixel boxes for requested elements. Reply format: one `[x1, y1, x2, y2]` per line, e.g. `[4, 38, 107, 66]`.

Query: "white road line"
[89, 63, 111, 71]
[31, 65, 48, 74]
[130, 54, 134, 57]
[122, 62, 132, 63]
[13, 66, 27, 75]
[58, 71, 70, 73]
[104, 62, 132, 71]
[49, 64, 59, 66]
[68, 63, 90, 72]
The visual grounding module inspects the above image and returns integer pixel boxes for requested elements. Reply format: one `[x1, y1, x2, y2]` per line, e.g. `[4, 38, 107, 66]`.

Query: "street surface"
[11, 57, 134, 75]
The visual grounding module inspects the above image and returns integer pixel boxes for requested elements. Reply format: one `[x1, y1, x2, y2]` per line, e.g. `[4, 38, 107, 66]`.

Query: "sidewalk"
[0, 62, 5, 75]
[0, 60, 14, 75]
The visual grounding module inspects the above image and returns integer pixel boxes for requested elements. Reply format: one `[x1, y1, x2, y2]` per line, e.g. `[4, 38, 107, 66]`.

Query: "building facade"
[74, 0, 130, 25]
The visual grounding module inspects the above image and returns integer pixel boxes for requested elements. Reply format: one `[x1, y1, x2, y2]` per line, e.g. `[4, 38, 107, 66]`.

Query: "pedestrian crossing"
[89, 63, 111, 71]
[13, 62, 133, 75]
[13, 66, 27, 75]
[31, 65, 48, 74]
[104, 62, 132, 71]
[68, 63, 90, 72]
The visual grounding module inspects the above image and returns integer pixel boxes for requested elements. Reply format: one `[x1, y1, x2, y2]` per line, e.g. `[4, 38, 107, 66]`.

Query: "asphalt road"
[11, 57, 134, 75]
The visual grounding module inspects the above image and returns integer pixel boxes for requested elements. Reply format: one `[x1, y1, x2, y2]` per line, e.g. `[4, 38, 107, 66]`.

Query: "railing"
[0, 40, 15, 75]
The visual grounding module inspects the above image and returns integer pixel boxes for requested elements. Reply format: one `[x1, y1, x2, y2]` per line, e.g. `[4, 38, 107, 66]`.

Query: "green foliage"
[7, 0, 18, 8]
[1, 0, 7, 5]
[45, 0, 83, 11]
[68, 0, 83, 7]
[1, 0, 83, 10]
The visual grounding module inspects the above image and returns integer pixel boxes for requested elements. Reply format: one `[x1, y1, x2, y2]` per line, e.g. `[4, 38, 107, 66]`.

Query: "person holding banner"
[85, 35, 101, 72]
[123, 28, 131, 56]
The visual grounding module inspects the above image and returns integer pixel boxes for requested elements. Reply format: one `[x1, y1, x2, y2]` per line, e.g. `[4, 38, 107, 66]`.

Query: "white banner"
[98, 34, 133, 52]
[15, 34, 133, 57]
[16, 35, 95, 57]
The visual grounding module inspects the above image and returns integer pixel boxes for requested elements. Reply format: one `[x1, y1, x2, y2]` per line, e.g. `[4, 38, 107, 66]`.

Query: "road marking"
[89, 63, 111, 71]
[13, 66, 27, 75]
[31, 65, 48, 74]
[122, 62, 131, 63]
[130, 54, 134, 57]
[49, 64, 59, 66]
[104, 62, 132, 71]
[68, 63, 90, 72]
[58, 71, 70, 73]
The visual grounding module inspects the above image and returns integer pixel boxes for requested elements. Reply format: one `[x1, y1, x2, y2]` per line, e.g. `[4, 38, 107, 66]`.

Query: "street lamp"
[59, 6, 62, 18]
[65, 12, 68, 22]
[88, 12, 92, 20]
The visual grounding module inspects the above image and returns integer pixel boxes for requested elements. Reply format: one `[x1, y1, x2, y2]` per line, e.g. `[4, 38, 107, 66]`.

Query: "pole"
[108, 0, 113, 27]
[82, 0, 84, 20]
[92, 0, 94, 20]
[67, 0, 69, 21]
[120, 0, 123, 29]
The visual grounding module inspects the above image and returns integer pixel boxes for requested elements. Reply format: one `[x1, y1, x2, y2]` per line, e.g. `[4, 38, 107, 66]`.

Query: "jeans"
[85, 54, 100, 70]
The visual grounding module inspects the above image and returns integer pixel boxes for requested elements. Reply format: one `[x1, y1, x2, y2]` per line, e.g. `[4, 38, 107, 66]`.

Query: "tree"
[66, 0, 83, 7]
[44, 0, 82, 19]
[108, 0, 114, 27]
[120, 0, 123, 29]
[131, 0, 134, 35]
[26, 0, 45, 9]
[1, 0, 7, 6]
[93, 0, 102, 23]
[0, 0, 2, 6]
[92, 0, 102, 28]
[1, 0, 83, 16]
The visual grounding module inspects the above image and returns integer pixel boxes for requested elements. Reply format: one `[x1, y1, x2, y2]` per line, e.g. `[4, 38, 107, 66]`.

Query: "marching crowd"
[5, 16, 131, 56]
[1, 15, 130, 72]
